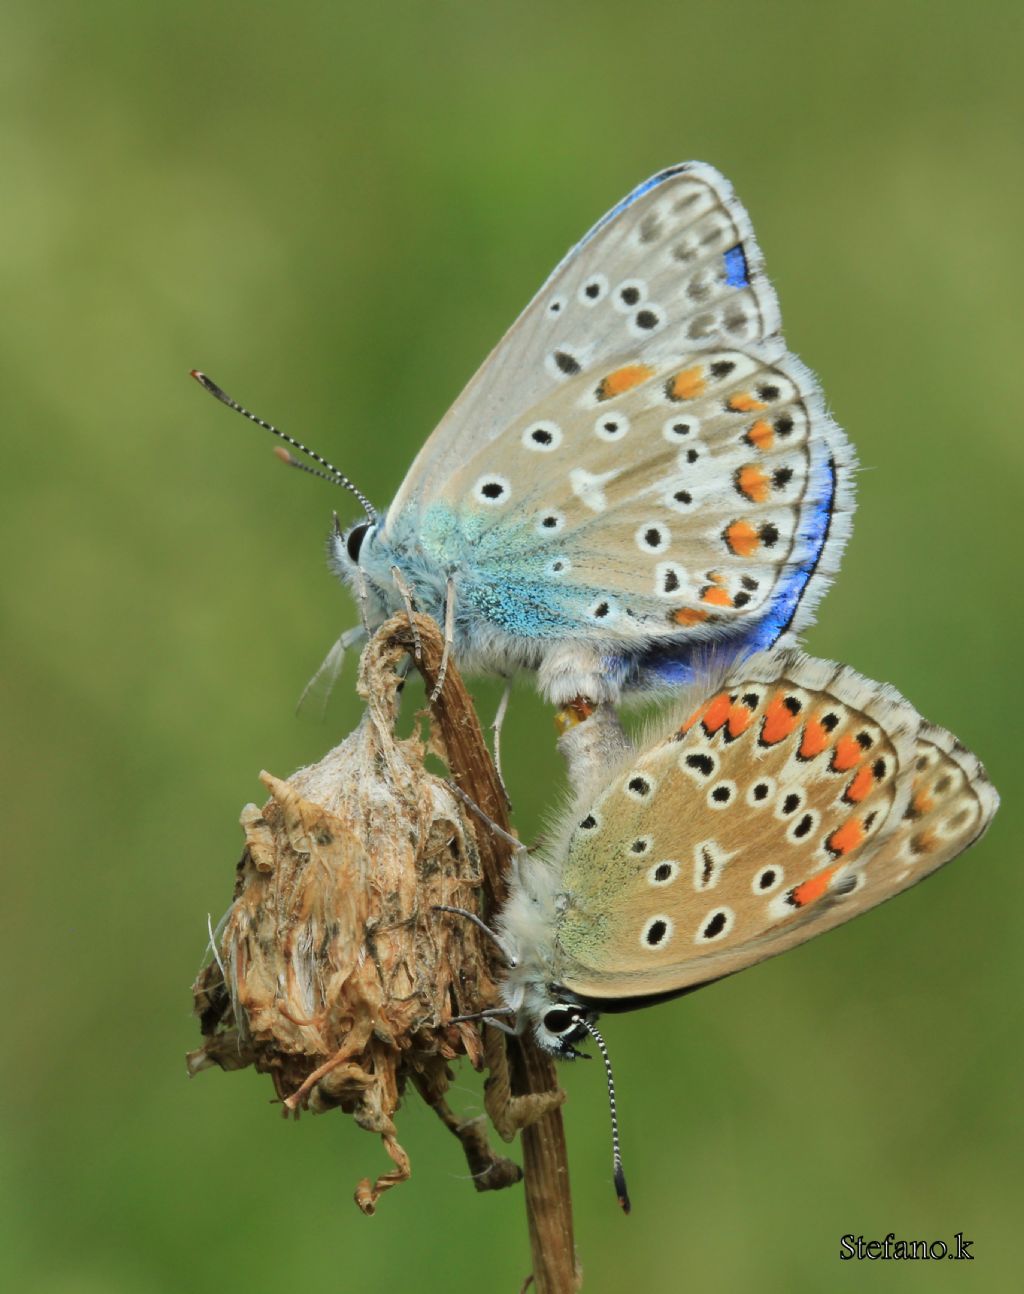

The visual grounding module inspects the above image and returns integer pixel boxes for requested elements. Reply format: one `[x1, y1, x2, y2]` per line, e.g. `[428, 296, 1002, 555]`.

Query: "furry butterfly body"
[495, 650, 997, 1054]
[331, 163, 855, 704]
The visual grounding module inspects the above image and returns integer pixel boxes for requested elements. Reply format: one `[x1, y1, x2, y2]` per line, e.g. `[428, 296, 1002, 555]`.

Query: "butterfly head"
[328, 511, 374, 580]
[522, 989, 631, 1211]
[529, 998, 599, 1058]
[327, 510, 401, 624]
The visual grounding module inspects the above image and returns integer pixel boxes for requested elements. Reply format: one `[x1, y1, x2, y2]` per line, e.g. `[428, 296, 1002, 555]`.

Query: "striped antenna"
[576, 1015, 631, 1213]
[190, 371, 377, 523]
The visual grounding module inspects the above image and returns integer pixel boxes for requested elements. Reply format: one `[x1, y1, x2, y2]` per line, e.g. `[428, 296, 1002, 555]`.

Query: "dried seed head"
[188, 622, 517, 1212]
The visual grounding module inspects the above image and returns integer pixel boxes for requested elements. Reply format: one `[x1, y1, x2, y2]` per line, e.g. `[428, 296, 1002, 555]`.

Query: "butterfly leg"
[429, 576, 456, 702]
[296, 623, 366, 717]
[491, 681, 513, 809]
[433, 904, 518, 966]
[389, 563, 423, 660]
[352, 563, 375, 637]
[483, 1029, 565, 1142]
[442, 780, 528, 862]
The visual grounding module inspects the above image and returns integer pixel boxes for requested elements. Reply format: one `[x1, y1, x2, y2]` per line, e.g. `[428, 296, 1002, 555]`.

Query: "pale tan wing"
[812, 720, 999, 920]
[550, 652, 996, 1001]
[387, 162, 782, 520]
[430, 343, 849, 645]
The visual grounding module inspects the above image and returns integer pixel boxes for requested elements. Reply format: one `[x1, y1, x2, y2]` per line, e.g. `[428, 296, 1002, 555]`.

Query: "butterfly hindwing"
[374, 164, 853, 693]
[548, 652, 997, 1002]
[434, 341, 849, 654]
[387, 163, 783, 512]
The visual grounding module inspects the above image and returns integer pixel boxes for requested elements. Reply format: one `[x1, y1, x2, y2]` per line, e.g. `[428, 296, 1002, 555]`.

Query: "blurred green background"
[3, 1, 1021, 1290]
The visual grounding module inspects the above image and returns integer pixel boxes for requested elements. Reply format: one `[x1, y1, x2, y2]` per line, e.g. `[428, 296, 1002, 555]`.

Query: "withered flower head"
[189, 618, 517, 1213]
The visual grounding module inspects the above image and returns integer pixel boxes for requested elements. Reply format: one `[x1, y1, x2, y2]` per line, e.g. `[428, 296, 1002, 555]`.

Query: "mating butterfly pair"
[196, 162, 997, 1206]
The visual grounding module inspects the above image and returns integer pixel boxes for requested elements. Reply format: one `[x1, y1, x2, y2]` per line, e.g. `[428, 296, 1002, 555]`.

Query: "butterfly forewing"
[550, 653, 996, 1001]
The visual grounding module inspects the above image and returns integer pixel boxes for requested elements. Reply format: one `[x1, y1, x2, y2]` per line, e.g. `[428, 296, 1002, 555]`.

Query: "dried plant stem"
[385, 615, 579, 1294]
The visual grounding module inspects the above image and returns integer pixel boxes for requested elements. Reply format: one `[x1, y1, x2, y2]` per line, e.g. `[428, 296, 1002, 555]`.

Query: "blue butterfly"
[198, 162, 854, 707]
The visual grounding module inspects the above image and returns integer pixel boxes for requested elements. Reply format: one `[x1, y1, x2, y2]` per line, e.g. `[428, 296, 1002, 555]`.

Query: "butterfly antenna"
[576, 1016, 631, 1213]
[190, 370, 378, 524]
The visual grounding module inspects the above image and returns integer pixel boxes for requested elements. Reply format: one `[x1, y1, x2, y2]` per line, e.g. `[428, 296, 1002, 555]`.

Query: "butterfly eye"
[346, 523, 369, 562]
[542, 1008, 577, 1036]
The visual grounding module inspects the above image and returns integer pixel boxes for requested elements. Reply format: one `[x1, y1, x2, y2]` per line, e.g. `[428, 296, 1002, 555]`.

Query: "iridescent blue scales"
[332, 163, 855, 703]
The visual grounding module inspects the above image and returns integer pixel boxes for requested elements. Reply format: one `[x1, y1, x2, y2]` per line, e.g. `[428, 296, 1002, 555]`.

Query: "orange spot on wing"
[667, 366, 705, 400]
[760, 693, 800, 745]
[745, 418, 774, 450]
[724, 520, 759, 557]
[910, 828, 939, 855]
[826, 818, 866, 857]
[831, 735, 862, 773]
[736, 465, 770, 502]
[680, 705, 703, 734]
[672, 607, 709, 627]
[726, 702, 753, 738]
[598, 363, 655, 400]
[700, 692, 732, 735]
[799, 717, 830, 760]
[909, 788, 935, 818]
[728, 392, 767, 413]
[702, 585, 733, 607]
[790, 864, 841, 909]
[844, 765, 875, 804]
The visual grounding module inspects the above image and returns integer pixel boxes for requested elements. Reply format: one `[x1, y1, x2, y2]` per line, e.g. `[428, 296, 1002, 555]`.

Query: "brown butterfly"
[496, 650, 997, 1055]
[443, 650, 997, 1209]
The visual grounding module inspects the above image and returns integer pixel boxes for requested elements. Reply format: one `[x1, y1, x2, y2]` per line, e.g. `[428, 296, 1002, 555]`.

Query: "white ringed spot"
[613, 278, 648, 313]
[707, 780, 737, 810]
[746, 776, 776, 808]
[472, 475, 511, 507]
[624, 772, 656, 800]
[586, 596, 617, 623]
[521, 420, 563, 452]
[663, 485, 696, 512]
[648, 860, 679, 886]
[692, 839, 733, 890]
[655, 561, 688, 599]
[751, 865, 784, 895]
[641, 915, 674, 950]
[594, 412, 631, 442]
[578, 273, 609, 305]
[535, 510, 565, 535]
[663, 415, 701, 443]
[695, 906, 735, 943]
[629, 304, 665, 337]
[636, 522, 671, 554]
